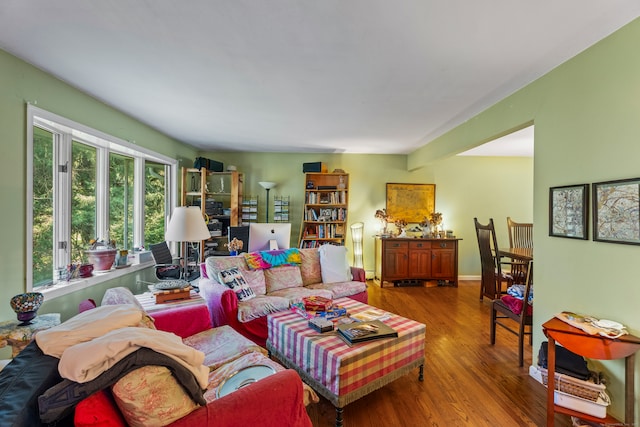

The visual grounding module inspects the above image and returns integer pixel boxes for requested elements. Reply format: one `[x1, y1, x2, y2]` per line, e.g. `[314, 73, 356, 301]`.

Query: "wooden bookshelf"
[298, 173, 348, 248]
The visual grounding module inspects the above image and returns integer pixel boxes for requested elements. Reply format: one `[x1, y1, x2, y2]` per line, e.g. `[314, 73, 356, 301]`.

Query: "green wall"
[409, 17, 640, 422]
[0, 50, 196, 353]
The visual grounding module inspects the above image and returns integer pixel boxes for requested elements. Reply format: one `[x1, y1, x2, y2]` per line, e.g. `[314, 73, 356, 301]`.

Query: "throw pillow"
[111, 366, 199, 427]
[318, 244, 351, 283]
[244, 248, 302, 270]
[218, 267, 256, 302]
[74, 389, 127, 427]
[264, 266, 303, 293]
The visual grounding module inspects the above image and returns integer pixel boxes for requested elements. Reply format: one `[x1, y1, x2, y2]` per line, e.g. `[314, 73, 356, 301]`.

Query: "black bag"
[538, 341, 590, 380]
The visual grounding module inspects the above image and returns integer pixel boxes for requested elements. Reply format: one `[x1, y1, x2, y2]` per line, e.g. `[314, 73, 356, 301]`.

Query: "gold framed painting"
[385, 183, 436, 223]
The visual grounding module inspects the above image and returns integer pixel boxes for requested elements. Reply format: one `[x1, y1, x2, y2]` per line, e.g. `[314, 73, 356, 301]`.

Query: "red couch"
[200, 248, 368, 347]
[72, 302, 312, 427]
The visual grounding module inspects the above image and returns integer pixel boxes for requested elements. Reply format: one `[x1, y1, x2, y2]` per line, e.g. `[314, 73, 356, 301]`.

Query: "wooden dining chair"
[507, 217, 533, 249]
[474, 218, 523, 301]
[490, 260, 533, 367]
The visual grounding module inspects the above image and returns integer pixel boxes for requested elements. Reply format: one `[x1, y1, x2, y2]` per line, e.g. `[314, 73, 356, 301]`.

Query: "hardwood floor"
[304, 280, 572, 427]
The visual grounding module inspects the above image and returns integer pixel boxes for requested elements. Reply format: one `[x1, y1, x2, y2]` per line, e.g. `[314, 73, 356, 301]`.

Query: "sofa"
[0, 287, 313, 427]
[199, 245, 368, 347]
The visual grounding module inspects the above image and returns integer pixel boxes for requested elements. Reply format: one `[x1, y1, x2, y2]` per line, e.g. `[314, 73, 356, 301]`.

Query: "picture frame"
[548, 184, 589, 240]
[592, 178, 640, 245]
[385, 183, 436, 223]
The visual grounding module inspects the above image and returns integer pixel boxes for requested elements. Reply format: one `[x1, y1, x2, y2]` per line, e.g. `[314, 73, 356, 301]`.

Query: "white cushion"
[318, 245, 351, 284]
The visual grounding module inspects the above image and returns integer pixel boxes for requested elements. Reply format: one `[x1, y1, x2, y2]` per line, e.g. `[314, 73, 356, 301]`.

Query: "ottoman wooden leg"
[335, 406, 344, 427]
[419, 364, 424, 381]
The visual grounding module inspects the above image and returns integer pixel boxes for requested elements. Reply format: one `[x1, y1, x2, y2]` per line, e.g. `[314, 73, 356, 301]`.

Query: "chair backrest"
[228, 226, 250, 253]
[149, 242, 174, 264]
[522, 260, 533, 317]
[507, 217, 533, 249]
[474, 218, 502, 297]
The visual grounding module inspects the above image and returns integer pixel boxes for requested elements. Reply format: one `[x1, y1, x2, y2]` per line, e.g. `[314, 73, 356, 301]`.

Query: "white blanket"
[35, 305, 144, 358]
[58, 326, 209, 388]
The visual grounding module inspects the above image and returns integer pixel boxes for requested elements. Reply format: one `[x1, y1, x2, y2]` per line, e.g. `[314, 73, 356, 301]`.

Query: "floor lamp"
[350, 222, 364, 269]
[165, 206, 211, 281]
[259, 181, 277, 222]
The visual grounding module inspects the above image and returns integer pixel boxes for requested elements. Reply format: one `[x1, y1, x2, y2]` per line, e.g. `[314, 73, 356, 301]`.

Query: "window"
[27, 105, 177, 297]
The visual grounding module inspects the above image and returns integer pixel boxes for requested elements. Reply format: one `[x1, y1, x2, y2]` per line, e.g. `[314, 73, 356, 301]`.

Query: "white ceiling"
[458, 126, 534, 157]
[1, 1, 638, 155]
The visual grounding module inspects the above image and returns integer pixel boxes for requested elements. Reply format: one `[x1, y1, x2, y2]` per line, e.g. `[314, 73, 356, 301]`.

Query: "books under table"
[336, 320, 398, 345]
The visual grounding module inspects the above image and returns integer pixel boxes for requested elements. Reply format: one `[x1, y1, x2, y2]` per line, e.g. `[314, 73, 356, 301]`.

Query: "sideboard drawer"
[409, 241, 431, 250]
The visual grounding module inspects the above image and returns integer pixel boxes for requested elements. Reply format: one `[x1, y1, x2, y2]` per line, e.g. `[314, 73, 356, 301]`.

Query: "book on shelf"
[336, 320, 398, 344]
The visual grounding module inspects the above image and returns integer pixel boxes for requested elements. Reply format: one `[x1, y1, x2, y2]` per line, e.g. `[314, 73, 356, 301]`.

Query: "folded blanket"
[35, 305, 144, 358]
[58, 327, 209, 388]
[39, 348, 206, 424]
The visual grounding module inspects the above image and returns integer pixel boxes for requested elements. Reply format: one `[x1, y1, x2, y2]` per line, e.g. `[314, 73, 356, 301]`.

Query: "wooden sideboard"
[374, 237, 461, 287]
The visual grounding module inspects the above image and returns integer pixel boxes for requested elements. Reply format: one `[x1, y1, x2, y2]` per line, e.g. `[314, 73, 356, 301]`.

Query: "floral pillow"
[218, 267, 256, 302]
[111, 365, 199, 427]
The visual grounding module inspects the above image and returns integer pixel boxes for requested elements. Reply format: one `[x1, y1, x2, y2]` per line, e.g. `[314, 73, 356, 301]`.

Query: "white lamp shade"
[259, 181, 277, 190]
[165, 206, 211, 242]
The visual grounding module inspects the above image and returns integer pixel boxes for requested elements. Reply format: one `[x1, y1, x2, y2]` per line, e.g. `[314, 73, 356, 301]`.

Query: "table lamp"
[259, 181, 277, 222]
[165, 206, 211, 280]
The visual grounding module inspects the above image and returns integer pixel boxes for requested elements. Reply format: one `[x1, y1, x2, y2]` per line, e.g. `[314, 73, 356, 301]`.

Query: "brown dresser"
[374, 237, 461, 287]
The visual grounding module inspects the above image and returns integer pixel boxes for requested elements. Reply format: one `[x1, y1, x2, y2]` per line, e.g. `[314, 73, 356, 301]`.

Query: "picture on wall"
[548, 184, 588, 239]
[385, 183, 435, 223]
[592, 178, 640, 245]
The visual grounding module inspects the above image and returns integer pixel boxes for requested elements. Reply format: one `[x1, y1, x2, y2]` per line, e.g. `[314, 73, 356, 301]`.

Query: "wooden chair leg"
[490, 308, 497, 344]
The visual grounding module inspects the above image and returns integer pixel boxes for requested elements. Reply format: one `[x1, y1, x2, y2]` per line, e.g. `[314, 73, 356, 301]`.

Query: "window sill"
[39, 261, 154, 300]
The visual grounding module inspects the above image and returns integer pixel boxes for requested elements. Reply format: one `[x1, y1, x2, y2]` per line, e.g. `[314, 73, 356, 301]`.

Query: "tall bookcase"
[298, 173, 349, 248]
[181, 167, 243, 261]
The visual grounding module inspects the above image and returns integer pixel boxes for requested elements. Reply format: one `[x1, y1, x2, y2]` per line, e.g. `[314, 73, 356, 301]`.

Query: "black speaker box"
[302, 162, 327, 173]
[194, 157, 224, 172]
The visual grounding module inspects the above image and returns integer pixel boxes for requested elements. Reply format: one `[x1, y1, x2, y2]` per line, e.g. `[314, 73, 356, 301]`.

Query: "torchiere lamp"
[350, 222, 364, 268]
[165, 206, 211, 280]
[258, 181, 277, 222]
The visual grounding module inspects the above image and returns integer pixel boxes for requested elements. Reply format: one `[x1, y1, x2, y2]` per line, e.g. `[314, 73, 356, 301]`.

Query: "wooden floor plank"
[304, 280, 572, 427]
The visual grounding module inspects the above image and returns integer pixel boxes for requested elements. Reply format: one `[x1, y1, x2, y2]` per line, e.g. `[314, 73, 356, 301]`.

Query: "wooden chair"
[473, 218, 523, 301]
[507, 217, 533, 249]
[491, 260, 533, 367]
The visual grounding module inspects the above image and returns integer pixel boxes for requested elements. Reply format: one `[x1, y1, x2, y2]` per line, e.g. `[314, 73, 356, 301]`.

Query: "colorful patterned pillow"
[111, 366, 199, 427]
[218, 267, 256, 301]
[244, 248, 302, 270]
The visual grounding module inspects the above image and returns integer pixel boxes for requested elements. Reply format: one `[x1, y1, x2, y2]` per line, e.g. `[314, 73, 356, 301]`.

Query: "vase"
[84, 249, 117, 271]
[229, 250, 238, 256]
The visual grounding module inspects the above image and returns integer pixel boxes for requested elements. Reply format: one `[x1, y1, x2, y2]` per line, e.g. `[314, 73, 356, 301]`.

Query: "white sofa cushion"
[318, 245, 351, 284]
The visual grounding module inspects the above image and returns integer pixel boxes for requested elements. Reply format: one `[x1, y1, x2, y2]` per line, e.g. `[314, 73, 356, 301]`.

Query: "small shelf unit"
[181, 167, 243, 261]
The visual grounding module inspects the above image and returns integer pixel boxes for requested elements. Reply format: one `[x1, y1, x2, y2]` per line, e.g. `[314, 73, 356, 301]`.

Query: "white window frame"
[26, 105, 178, 299]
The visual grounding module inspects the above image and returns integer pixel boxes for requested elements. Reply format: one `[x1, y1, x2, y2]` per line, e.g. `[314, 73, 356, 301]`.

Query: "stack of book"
[337, 320, 398, 345]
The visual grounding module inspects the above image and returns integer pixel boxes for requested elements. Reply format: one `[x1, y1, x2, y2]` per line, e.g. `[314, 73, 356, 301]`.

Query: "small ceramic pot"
[79, 263, 94, 278]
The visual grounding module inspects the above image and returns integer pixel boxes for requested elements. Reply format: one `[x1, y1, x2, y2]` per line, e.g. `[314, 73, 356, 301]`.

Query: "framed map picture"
[593, 178, 640, 245]
[549, 184, 588, 239]
[386, 183, 435, 223]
